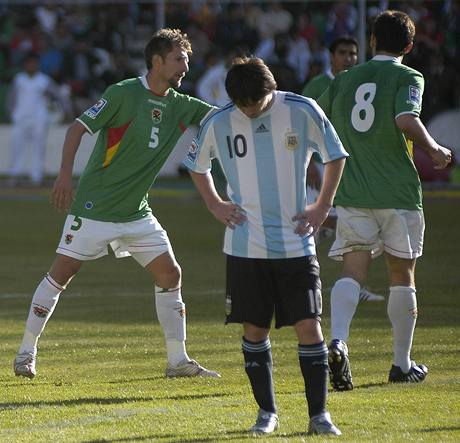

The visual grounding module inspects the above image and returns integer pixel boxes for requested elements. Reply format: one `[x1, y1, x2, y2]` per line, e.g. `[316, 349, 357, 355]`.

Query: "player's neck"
[374, 50, 404, 62]
[146, 72, 169, 96]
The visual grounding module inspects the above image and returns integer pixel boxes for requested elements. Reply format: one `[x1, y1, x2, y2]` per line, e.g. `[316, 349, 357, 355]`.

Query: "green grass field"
[0, 183, 459, 442]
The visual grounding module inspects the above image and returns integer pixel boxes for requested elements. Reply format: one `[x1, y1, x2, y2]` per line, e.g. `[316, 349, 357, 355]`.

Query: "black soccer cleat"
[388, 362, 428, 383]
[328, 339, 353, 391]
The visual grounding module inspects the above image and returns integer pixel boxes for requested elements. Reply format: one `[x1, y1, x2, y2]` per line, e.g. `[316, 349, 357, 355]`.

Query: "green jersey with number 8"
[318, 56, 424, 210]
[72, 76, 213, 222]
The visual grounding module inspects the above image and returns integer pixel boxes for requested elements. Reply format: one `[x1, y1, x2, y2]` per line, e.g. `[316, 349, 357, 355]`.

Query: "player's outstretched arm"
[189, 170, 246, 229]
[51, 121, 88, 211]
[396, 114, 452, 169]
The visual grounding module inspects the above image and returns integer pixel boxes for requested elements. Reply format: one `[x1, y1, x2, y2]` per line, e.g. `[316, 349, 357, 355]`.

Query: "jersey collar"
[372, 55, 401, 63]
[139, 75, 170, 96]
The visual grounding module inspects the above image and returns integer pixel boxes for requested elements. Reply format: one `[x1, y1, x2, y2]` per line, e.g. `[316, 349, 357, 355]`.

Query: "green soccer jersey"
[318, 56, 424, 210]
[301, 72, 333, 100]
[72, 76, 213, 222]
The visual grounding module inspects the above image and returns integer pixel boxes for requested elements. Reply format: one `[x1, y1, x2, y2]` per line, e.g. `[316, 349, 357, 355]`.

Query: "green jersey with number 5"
[72, 76, 213, 222]
[318, 56, 424, 210]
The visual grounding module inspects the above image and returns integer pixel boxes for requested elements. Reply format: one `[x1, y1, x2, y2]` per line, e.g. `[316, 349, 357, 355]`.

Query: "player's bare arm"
[293, 157, 346, 236]
[52, 121, 88, 211]
[396, 114, 452, 169]
[189, 170, 246, 229]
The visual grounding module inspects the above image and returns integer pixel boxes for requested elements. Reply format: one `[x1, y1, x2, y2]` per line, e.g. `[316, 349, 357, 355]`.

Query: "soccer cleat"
[359, 287, 385, 302]
[308, 411, 342, 436]
[249, 409, 279, 435]
[328, 339, 353, 391]
[165, 359, 221, 378]
[388, 361, 428, 383]
[13, 352, 36, 379]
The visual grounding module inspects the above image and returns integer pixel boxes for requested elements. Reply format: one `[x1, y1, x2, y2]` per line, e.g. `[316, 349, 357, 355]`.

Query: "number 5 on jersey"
[149, 127, 159, 149]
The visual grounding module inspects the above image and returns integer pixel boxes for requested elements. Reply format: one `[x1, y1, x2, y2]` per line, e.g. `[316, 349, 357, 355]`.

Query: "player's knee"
[156, 263, 181, 289]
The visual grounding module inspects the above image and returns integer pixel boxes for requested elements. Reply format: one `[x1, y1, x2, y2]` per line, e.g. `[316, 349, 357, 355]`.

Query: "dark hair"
[372, 10, 415, 55]
[144, 28, 192, 70]
[225, 57, 277, 106]
[329, 36, 359, 54]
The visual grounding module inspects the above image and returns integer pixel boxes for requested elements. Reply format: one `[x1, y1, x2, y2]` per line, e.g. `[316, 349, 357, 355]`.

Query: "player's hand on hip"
[51, 173, 74, 211]
[431, 145, 452, 169]
[210, 201, 246, 229]
[292, 202, 331, 236]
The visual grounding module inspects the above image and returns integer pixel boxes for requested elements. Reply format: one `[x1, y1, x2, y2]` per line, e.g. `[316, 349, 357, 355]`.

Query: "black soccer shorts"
[225, 254, 322, 329]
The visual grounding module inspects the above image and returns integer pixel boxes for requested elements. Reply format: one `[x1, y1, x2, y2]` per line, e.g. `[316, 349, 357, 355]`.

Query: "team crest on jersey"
[84, 98, 107, 119]
[285, 130, 299, 150]
[151, 108, 162, 124]
[65, 234, 73, 245]
[187, 139, 198, 162]
[408, 85, 421, 107]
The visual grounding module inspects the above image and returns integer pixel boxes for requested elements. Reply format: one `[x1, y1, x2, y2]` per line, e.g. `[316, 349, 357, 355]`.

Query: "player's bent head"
[372, 10, 415, 55]
[225, 57, 277, 107]
[144, 28, 192, 70]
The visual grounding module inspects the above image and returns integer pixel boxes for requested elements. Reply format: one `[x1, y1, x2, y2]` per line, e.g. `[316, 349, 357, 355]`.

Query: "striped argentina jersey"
[183, 91, 348, 259]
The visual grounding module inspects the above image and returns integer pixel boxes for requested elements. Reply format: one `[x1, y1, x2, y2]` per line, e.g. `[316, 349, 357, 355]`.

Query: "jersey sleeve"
[76, 84, 123, 134]
[182, 118, 216, 174]
[394, 70, 424, 118]
[304, 99, 348, 163]
[180, 94, 216, 127]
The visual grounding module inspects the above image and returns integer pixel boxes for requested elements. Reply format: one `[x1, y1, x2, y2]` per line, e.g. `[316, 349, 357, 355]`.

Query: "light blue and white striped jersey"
[184, 91, 348, 259]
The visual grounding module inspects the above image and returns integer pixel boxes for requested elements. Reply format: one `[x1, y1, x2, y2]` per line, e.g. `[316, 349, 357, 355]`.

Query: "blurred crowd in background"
[0, 1, 459, 185]
[1, 0, 459, 121]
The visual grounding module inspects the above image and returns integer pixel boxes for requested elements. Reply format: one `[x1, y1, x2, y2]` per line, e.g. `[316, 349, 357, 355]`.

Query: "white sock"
[331, 277, 361, 342]
[387, 286, 417, 373]
[155, 286, 189, 366]
[18, 274, 64, 356]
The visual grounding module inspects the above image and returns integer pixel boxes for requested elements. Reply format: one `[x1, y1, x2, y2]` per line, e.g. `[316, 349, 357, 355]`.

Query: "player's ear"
[151, 54, 163, 69]
[370, 34, 377, 51]
[403, 41, 414, 55]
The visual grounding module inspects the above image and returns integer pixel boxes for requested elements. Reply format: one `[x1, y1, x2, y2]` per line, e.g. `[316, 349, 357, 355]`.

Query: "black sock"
[242, 336, 276, 413]
[298, 341, 328, 417]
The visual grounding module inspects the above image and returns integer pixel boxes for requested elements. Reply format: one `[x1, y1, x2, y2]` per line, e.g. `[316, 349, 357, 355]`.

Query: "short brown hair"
[225, 57, 277, 106]
[372, 10, 415, 55]
[144, 28, 192, 70]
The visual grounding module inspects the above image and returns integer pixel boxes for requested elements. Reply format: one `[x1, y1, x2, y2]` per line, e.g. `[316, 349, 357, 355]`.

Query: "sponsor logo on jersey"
[84, 98, 107, 119]
[85, 201, 94, 210]
[151, 108, 162, 124]
[285, 130, 299, 150]
[65, 234, 73, 244]
[256, 123, 269, 133]
[33, 305, 49, 318]
[186, 139, 198, 162]
[408, 86, 421, 107]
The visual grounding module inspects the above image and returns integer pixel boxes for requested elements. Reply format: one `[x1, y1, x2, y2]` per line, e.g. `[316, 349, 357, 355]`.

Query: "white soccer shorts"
[56, 213, 173, 267]
[328, 206, 425, 261]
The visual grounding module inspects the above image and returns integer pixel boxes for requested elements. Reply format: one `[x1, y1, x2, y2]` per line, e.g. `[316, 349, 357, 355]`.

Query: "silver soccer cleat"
[13, 352, 36, 379]
[249, 409, 279, 435]
[308, 411, 342, 436]
[165, 359, 221, 378]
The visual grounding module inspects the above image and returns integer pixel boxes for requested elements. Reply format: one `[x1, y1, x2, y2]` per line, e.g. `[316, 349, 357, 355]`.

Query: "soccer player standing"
[14, 29, 219, 379]
[315, 10, 452, 390]
[184, 57, 347, 436]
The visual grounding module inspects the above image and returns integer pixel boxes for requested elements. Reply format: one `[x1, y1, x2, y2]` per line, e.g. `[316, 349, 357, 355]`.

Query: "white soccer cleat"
[165, 359, 221, 378]
[14, 352, 36, 379]
[308, 411, 342, 436]
[359, 287, 385, 302]
[249, 409, 279, 435]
